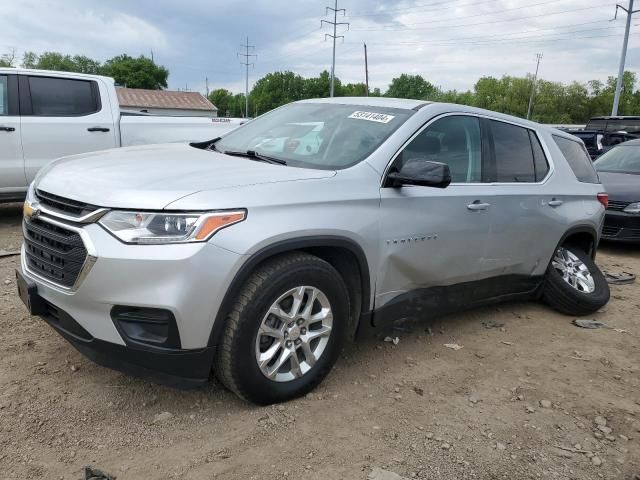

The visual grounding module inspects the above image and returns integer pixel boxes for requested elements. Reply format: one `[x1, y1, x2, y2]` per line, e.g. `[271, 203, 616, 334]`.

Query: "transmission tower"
[322, 0, 349, 97]
[238, 37, 256, 118]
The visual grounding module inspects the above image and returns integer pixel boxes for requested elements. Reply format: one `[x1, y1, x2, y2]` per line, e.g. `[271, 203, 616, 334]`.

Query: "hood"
[597, 171, 640, 203]
[35, 143, 336, 209]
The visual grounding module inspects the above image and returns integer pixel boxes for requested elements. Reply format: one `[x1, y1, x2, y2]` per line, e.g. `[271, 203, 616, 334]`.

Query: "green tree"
[19, 51, 105, 74]
[22, 51, 38, 69]
[250, 71, 306, 114]
[385, 74, 438, 100]
[0, 49, 17, 67]
[303, 70, 338, 98]
[99, 54, 168, 90]
[33, 52, 78, 71]
[340, 82, 368, 96]
[208, 88, 234, 117]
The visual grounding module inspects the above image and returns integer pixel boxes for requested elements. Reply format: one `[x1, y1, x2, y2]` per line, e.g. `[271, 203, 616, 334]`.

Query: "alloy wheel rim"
[551, 247, 595, 294]
[255, 286, 333, 382]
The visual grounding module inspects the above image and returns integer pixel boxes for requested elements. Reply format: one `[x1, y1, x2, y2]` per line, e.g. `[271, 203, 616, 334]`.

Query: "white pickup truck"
[0, 68, 244, 201]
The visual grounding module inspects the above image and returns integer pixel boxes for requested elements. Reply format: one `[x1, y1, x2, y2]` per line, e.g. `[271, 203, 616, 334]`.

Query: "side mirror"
[387, 159, 452, 189]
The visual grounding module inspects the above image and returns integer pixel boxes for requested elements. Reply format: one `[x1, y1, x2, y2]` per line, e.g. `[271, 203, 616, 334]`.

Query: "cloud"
[1, 0, 637, 95]
[1, 0, 167, 60]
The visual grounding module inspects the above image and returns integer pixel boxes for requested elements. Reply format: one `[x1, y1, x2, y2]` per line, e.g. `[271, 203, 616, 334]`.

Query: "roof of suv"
[296, 97, 430, 110]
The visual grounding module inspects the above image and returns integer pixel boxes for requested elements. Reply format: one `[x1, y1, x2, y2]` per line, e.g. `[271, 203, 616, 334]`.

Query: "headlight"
[99, 210, 246, 244]
[624, 202, 640, 214]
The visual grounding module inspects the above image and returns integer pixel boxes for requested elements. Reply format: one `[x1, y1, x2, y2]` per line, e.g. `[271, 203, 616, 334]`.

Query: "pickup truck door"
[19, 75, 117, 183]
[0, 74, 26, 194]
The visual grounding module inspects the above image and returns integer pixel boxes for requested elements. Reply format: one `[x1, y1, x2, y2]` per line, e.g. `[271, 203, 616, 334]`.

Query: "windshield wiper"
[223, 149, 287, 165]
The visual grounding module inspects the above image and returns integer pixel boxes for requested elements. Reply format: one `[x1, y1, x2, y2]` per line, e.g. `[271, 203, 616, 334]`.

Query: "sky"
[2, 0, 639, 96]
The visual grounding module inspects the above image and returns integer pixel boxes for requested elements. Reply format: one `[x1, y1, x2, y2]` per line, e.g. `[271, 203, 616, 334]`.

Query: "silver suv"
[16, 98, 611, 404]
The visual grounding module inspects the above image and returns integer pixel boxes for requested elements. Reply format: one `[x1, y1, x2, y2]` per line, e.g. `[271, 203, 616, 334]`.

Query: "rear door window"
[553, 135, 599, 183]
[490, 120, 536, 182]
[530, 131, 550, 181]
[27, 76, 99, 116]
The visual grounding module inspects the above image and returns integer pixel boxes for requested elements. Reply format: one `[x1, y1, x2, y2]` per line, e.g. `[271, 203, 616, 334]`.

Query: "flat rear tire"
[543, 246, 610, 316]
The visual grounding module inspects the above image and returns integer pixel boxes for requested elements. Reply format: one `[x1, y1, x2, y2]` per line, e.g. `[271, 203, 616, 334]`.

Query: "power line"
[354, 25, 621, 46]
[349, 0, 496, 17]
[352, 2, 618, 31]
[612, 0, 639, 115]
[349, 20, 624, 46]
[322, 0, 349, 97]
[237, 36, 256, 118]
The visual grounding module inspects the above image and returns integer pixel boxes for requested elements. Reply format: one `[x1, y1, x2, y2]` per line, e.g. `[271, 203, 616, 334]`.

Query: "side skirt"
[370, 274, 544, 328]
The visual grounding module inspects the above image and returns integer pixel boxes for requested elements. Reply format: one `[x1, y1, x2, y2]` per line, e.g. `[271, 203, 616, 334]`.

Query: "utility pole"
[322, 0, 349, 97]
[205, 77, 209, 97]
[150, 49, 154, 63]
[364, 43, 369, 96]
[238, 37, 256, 118]
[526, 53, 543, 120]
[612, 0, 638, 116]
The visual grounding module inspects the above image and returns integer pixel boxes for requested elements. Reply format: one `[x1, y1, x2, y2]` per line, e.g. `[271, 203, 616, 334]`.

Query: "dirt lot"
[0, 202, 638, 480]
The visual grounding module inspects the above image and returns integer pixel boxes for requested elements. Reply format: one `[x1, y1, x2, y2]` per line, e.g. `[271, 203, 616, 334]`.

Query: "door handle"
[467, 201, 491, 211]
[0, 126, 16, 132]
[548, 199, 563, 207]
[87, 127, 110, 132]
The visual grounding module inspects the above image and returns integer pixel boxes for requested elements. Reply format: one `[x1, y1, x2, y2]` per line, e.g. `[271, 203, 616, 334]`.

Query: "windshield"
[594, 146, 640, 174]
[214, 103, 413, 169]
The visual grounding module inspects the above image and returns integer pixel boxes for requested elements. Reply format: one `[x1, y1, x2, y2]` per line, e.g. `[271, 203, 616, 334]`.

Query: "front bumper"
[17, 270, 215, 387]
[602, 210, 640, 243]
[19, 215, 246, 386]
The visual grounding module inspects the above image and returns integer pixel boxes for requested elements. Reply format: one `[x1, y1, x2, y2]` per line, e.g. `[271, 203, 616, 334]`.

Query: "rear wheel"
[215, 252, 350, 404]
[542, 245, 610, 316]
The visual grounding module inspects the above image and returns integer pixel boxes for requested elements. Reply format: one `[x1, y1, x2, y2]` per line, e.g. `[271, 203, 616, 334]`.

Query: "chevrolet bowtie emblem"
[23, 200, 40, 219]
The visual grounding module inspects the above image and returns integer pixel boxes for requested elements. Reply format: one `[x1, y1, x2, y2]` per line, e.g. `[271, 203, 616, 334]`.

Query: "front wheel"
[215, 252, 350, 404]
[542, 246, 610, 316]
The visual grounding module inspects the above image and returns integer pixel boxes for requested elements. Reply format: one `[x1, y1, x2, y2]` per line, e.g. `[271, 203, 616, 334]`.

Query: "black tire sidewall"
[545, 247, 610, 314]
[231, 261, 349, 404]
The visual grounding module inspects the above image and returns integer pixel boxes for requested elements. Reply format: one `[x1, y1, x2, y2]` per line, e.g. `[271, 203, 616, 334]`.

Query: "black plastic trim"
[3, 74, 19, 116]
[371, 274, 544, 328]
[0, 191, 26, 202]
[207, 236, 372, 347]
[18, 75, 32, 115]
[111, 305, 182, 350]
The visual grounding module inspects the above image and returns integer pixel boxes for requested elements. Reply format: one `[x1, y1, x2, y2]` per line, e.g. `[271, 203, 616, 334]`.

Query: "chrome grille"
[601, 225, 622, 237]
[607, 200, 630, 212]
[36, 189, 100, 217]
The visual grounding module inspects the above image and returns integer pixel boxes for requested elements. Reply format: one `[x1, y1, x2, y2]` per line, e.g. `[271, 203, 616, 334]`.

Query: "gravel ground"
[0, 202, 639, 480]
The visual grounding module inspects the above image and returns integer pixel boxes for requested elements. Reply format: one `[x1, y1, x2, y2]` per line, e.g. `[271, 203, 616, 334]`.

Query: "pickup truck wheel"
[215, 252, 350, 405]
[542, 246, 610, 316]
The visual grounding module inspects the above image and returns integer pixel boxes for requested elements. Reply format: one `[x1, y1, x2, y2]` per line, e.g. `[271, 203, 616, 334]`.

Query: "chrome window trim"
[22, 214, 97, 294]
[381, 111, 556, 187]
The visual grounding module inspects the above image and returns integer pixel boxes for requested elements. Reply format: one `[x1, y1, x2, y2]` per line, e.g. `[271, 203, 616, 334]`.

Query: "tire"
[542, 245, 610, 316]
[215, 252, 350, 405]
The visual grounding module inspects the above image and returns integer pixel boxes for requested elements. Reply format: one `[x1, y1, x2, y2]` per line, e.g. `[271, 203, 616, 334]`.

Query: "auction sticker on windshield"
[348, 111, 395, 123]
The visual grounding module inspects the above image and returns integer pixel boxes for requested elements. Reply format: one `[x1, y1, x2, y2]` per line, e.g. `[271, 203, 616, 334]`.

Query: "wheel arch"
[207, 236, 373, 348]
[555, 225, 599, 259]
